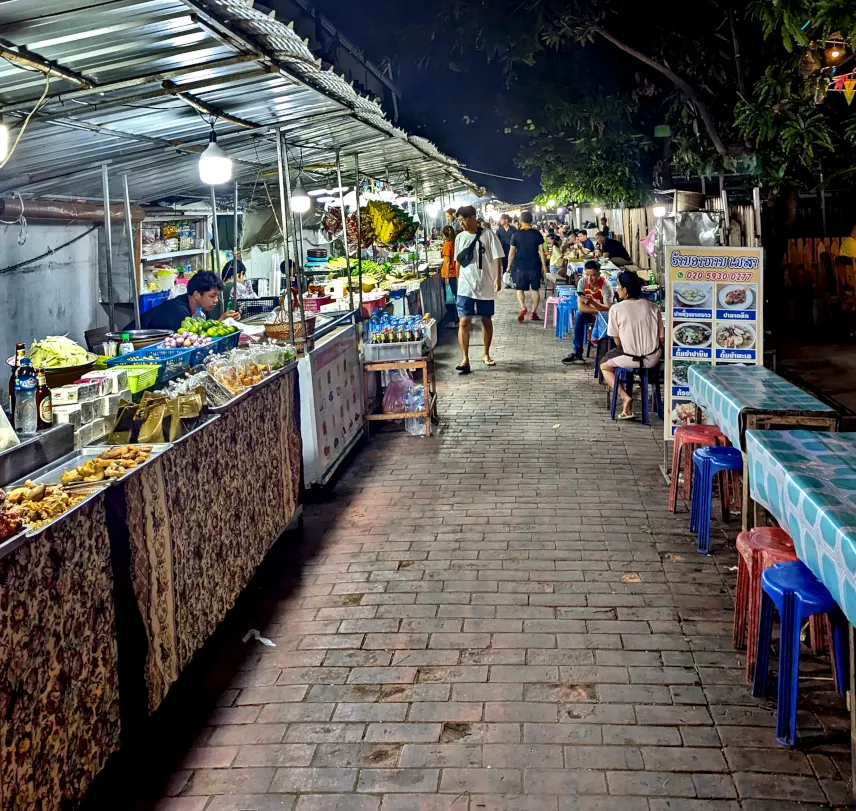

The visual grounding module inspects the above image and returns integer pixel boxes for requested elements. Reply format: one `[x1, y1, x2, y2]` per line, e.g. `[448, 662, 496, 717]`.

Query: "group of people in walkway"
[439, 205, 663, 419]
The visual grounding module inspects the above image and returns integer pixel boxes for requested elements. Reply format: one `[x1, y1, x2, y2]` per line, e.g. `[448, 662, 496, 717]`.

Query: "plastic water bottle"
[118, 333, 135, 355]
[14, 358, 37, 434]
[404, 385, 426, 436]
[194, 307, 205, 323]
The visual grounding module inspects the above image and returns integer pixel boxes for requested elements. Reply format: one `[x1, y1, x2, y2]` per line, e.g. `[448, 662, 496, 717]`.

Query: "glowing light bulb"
[198, 130, 232, 185]
[653, 205, 667, 218]
[290, 184, 311, 214]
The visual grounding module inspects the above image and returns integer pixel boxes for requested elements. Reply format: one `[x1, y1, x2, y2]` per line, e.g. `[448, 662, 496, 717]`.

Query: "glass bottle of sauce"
[35, 369, 52, 430]
[8, 342, 25, 428]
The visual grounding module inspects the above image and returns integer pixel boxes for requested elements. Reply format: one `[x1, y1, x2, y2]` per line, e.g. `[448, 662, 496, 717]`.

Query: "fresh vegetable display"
[162, 331, 215, 350]
[28, 336, 91, 368]
[177, 318, 238, 339]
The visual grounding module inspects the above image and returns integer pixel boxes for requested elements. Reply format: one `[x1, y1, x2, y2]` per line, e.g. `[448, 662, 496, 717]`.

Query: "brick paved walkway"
[148, 292, 851, 811]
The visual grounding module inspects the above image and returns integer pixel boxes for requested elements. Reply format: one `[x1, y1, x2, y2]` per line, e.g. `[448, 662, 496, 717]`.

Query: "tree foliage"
[430, 0, 856, 201]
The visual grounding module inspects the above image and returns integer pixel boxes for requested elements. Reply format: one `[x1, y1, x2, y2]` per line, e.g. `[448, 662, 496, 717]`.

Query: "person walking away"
[440, 225, 459, 329]
[595, 231, 632, 266]
[507, 210, 547, 322]
[600, 270, 664, 419]
[562, 260, 614, 364]
[496, 214, 516, 287]
[454, 205, 505, 374]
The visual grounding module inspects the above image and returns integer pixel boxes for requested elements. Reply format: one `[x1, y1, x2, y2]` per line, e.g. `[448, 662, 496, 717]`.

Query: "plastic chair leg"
[752, 589, 775, 698]
[775, 593, 802, 747]
[668, 442, 683, 513]
[718, 470, 730, 524]
[640, 371, 650, 425]
[831, 612, 850, 696]
[733, 553, 750, 650]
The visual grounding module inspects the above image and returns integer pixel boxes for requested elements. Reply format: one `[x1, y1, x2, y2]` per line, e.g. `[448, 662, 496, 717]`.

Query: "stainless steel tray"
[9, 443, 173, 489]
[23, 485, 109, 538]
[171, 414, 220, 444]
[0, 528, 31, 560]
[207, 364, 295, 414]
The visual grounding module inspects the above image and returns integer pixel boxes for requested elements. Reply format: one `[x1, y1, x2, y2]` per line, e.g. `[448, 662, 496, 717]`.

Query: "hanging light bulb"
[653, 205, 668, 218]
[198, 127, 232, 185]
[547, 199, 557, 207]
[290, 182, 311, 214]
[593, 207, 603, 215]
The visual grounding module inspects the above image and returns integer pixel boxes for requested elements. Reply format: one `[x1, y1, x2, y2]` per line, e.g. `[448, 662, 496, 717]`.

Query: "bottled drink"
[118, 333, 135, 355]
[194, 307, 205, 323]
[35, 369, 52, 430]
[14, 358, 37, 434]
[648, 268, 657, 287]
[8, 342, 24, 427]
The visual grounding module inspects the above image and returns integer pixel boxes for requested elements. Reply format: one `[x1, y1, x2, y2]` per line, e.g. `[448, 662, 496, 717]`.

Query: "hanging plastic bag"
[502, 270, 513, 288]
[445, 283, 456, 306]
[382, 369, 415, 415]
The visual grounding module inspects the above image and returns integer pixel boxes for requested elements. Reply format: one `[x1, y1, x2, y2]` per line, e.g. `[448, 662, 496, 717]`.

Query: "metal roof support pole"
[354, 153, 363, 317]
[275, 128, 296, 343]
[296, 212, 310, 351]
[101, 164, 116, 333]
[280, 143, 308, 352]
[232, 179, 239, 310]
[420, 187, 429, 269]
[336, 149, 354, 313]
[122, 174, 141, 329]
[210, 187, 222, 279]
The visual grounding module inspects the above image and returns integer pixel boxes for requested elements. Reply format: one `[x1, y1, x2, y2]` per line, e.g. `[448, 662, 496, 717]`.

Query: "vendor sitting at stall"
[141, 271, 240, 331]
[600, 270, 664, 420]
[562, 260, 614, 364]
[595, 231, 632, 266]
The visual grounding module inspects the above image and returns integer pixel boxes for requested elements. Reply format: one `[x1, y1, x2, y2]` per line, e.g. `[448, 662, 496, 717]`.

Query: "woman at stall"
[222, 252, 258, 307]
[601, 270, 664, 420]
[441, 225, 459, 329]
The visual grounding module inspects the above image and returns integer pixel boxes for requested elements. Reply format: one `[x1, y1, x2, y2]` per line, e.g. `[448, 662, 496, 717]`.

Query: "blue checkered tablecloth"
[688, 365, 835, 450]
[747, 430, 856, 627]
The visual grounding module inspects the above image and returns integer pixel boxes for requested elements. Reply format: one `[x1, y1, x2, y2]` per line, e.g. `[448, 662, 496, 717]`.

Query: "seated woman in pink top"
[601, 270, 664, 420]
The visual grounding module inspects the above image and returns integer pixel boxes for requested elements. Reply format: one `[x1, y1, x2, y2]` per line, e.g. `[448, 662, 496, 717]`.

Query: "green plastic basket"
[112, 364, 159, 394]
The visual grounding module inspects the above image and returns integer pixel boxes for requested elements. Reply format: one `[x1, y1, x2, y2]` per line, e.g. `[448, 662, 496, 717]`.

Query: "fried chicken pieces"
[60, 445, 152, 482]
[4, 480, 91, 529]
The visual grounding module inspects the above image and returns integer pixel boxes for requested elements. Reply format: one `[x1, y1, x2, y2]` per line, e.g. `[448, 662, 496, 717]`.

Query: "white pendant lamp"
[290, 183, 311, 214]
[0, 120, 8, 163]
[198, 128, 232, 186]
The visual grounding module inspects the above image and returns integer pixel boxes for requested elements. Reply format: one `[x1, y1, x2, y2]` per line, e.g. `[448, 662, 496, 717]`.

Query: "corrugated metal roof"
[0, 0, 480, 204]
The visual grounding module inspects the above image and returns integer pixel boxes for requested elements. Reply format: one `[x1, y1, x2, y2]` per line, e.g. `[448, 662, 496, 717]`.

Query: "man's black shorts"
[513, 268, 541, 291]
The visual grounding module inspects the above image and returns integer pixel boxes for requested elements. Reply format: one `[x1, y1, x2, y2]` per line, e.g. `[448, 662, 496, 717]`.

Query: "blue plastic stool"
[689, 445, 742, 554]
[609, 366, 663, 426]
[556, 299, 576, 339]
[752, 561, 849, 747]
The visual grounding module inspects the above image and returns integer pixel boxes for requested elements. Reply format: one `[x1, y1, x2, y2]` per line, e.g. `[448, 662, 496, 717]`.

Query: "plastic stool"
[734, 528, 798, 681]
[556, 299, 576, 340]
[690, 445, 743, 554]
[668, 424, 728, 513]
[752, 561, 849, 746]
[544, 296, 562, 330]
[609, 366, 662, 426]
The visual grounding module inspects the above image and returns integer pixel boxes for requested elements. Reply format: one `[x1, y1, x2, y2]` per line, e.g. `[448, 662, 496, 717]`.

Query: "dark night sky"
[311, 0, 540, 202]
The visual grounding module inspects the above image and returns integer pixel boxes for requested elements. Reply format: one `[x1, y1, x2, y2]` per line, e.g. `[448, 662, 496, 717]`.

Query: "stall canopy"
[0, 0, 482, 202]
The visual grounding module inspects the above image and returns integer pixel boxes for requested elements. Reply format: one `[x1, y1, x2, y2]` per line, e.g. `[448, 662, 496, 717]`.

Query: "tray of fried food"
[9, 444, 172, 490]
[2, 479, 107, 536]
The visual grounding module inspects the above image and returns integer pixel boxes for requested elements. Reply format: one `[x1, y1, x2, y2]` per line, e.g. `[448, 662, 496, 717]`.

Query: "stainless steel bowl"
[105, 329, 172, 350]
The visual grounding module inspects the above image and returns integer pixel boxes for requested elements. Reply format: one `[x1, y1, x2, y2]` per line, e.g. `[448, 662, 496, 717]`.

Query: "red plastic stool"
[669, 424, 729, 512]
[734, 528, 798, 682]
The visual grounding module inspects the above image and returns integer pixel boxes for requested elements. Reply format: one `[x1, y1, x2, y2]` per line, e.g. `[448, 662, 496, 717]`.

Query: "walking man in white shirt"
[453, 205, 505, 375]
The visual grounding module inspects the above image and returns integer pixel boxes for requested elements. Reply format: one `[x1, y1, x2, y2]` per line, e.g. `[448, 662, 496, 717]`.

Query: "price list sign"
[664, 246, 764, 439]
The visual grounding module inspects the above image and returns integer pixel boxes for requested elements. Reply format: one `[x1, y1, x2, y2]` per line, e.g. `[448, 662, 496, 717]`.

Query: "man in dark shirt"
[140, 271, 239, 331]
[507, 210, 547, 321]
[595, 231, 632, 265]
[496, 214, 517, 282]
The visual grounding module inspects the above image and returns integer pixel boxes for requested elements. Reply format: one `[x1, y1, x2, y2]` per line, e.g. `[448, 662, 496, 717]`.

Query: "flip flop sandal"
[482, 357, 497, 367]
[617, 413, 637, 421]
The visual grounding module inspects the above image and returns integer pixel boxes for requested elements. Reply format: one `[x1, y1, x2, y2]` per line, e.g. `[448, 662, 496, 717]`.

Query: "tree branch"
[591, 25, 730, 157]
[727, 4, 747, 97]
